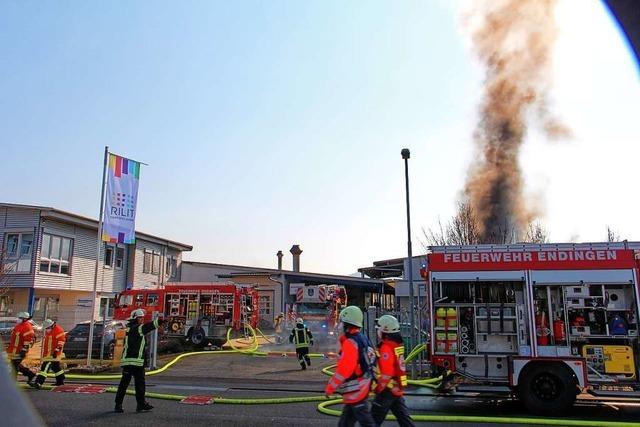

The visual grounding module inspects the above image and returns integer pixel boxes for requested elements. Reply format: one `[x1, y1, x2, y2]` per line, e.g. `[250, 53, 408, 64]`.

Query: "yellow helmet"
[339, 306, 363, 328]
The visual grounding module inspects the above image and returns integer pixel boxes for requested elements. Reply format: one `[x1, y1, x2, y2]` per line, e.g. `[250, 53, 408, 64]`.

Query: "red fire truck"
[289, 284, 347, 340]
[114, 282, 259, 344]
[423, 242, 640, 414]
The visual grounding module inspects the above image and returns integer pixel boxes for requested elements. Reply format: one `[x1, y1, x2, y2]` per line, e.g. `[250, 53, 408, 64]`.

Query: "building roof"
[1, 202, 192, 251]
[183, 260, 388, 292]
[358, 255, 426, 279]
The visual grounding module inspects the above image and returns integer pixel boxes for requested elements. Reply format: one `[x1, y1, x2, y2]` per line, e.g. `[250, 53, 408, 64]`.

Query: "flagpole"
[87, 146, 109, 367]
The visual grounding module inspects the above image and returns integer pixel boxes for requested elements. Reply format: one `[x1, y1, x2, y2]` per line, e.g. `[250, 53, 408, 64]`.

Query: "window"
[259, 294, 272, 317]
[117, 294, 133, 307]
[104, 244, 114, 268]
[146, 293, 159, 306]
[115, 247, 124, 270]
[165, 256, 177, 278]
[135, 294, 144, 306]
[143, 249, 161, 274]
[152, 252, 160, 275]
[4, 233, 34, 273]
[99, 297, 115, 319]
[104, 244, 124, 270]
[39, 233, 73, 275]
[143, 250, 152, 273]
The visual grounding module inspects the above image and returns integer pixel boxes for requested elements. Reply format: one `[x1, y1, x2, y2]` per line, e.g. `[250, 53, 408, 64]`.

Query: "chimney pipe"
[290, 245, 302, 272]
[276, 250, 283, 270]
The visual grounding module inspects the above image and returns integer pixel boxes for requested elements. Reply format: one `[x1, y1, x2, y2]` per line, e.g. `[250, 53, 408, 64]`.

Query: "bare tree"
[606, 226, 620, 243]
[525, 222, 548, 244]
[423, 201, 549, 248]
[422, 201, 480, 248]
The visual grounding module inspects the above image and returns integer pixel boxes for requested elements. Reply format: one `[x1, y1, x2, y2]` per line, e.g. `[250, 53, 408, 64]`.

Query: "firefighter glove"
[324, 383, 336, 397]
[52, 350, 58, 358]
[19, 350, 27, 359]
[310, 340, 314, 346]
[157, 318, 166, 326]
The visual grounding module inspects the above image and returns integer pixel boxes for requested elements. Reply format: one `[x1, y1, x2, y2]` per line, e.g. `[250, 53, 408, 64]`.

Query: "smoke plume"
[464, 0, 569, 243]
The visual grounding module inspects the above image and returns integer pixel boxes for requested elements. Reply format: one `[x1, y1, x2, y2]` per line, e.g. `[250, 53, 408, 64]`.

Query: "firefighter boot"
[137, 402, 154, 412]
[114, 405, 124, 413]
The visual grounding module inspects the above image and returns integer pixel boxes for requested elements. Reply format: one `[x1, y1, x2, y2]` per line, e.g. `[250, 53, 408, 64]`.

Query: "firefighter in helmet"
[372, 315, 414, 427]
[325, 306, 375, 427]
[7, 312, 36, 385]
[114, 309, 165, 413]
[32, 319, 66, 389]
[289, 317, 313, 369]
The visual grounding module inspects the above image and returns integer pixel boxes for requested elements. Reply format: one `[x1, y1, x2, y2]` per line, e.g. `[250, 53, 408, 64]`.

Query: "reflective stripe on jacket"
[42, 324, 66, 361]
[7, 321, 35, 360]
[325, 331, 372, 404]
[375, 339, 407, 397]
[120, 319, 159, 367]
[289, 325, 312, 349]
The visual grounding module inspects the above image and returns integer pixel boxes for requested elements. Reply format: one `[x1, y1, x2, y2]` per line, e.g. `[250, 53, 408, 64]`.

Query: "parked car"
[0, 317, 43, 348]
[64, 320, 127, 359]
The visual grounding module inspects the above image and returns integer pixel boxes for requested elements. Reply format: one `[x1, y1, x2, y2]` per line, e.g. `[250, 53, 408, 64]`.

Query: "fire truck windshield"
[117, 294, 133, 307]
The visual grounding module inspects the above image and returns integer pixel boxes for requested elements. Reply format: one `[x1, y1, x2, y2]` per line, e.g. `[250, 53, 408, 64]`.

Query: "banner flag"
[102, 153, 141, 244]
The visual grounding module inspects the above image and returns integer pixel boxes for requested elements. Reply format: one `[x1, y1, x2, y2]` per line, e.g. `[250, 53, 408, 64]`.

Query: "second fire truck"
[114, 282, 259, 345]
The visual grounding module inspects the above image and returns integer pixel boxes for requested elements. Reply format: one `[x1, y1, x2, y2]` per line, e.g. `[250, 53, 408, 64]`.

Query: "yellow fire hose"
[29, 329, 640, 426]
[317, 398, 640, 427]
[22, 383, 640, 427]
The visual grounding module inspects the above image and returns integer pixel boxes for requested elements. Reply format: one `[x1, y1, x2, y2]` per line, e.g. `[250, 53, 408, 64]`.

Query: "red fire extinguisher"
[553, 316, 566, 345]
[536, 311, 550, 346]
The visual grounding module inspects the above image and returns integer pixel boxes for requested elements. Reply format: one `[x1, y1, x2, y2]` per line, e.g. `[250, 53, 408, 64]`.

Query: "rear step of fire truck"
[588, 389, 640, 398]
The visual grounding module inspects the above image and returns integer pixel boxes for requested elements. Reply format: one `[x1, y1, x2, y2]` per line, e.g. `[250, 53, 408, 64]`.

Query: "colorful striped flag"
[102, 153, 141, 244]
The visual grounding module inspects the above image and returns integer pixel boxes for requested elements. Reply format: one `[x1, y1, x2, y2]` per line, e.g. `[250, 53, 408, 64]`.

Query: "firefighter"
[32, 319, 66, 389]
[114, 309, 165, 413]
[289, 317, 313, 369]
[7, 312, 36, 385]
[325, 306, 375, 427]
[371, 315, 414, 427]
[274, 312, 285, 344]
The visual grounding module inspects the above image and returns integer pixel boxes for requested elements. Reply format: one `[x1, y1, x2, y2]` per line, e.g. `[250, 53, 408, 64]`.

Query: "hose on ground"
[24, 384, 640, 427]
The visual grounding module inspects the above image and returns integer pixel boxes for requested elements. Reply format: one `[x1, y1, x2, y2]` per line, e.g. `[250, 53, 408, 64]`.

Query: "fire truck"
[114, 282, 259, 344]
[289, 284, 347, 340]
[423, 242, 640, 415]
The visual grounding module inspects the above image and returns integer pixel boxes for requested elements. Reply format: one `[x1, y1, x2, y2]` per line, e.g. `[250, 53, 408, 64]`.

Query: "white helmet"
[16, 312, 31, 320]
[296, 317, 304, 325]
[43, 319, 55, 329]
[130, 309, 146, 319]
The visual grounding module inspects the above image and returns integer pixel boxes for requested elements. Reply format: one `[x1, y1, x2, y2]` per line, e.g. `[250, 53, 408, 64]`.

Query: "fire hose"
[28, 330, 640, 426]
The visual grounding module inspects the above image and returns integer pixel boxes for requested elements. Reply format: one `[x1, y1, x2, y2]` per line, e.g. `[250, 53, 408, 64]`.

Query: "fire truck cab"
[289, 284, 347, 340]
[425, 242, 640, 415]
[114, 282, 259, 344]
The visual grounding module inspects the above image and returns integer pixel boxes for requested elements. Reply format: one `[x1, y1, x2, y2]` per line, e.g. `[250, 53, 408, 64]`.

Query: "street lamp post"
[401, 148, 415, 355]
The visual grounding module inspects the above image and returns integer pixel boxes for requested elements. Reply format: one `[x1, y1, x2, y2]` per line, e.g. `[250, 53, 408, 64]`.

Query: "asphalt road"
[16, 348, 640, 427]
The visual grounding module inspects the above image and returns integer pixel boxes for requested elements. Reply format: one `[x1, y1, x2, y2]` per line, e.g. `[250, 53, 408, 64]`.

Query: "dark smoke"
[464, 0, 570, 243]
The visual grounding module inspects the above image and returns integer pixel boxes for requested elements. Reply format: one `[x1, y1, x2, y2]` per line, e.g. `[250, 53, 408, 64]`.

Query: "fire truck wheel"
[517, 363, 577, 416]
[191, 330, 205, 346]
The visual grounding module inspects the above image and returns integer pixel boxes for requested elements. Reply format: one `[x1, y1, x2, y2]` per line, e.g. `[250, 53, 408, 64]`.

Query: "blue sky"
[2, 1, 639, 274]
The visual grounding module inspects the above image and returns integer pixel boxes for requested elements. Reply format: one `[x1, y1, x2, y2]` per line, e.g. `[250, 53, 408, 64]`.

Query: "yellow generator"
[582, 345, 636, 379]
